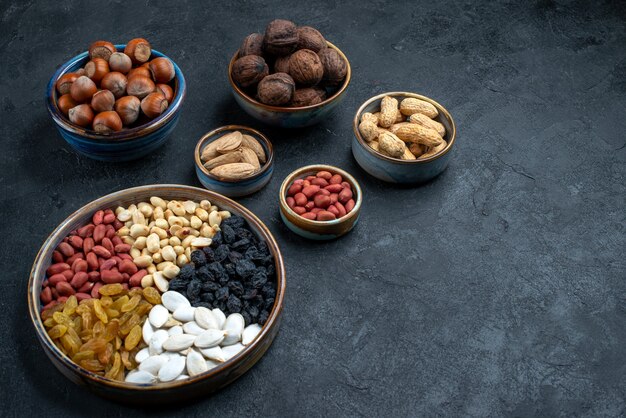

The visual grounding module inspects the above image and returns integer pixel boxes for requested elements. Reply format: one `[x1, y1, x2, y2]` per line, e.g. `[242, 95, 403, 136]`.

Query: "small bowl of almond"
[352, 92, 456, 184]
[194, 125, 274, 197]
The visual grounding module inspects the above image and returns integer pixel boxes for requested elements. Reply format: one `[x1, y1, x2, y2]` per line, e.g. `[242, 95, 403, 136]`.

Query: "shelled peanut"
[115, 197, 231, 292]
[41, 286, 161, 381]
[358, 95, 447, 160]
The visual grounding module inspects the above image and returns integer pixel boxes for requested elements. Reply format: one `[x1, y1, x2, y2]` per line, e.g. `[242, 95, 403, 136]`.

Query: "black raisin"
[242, 288, 258, 300]
[258, 310, 269, 325]
[246, 305, 259, 321]
[207, 261, 228, 281]
[203, 246, 215, 262]
[257, 241, 269, 256]
[251, 295, 264, 307]
[195, 266, 212, 282]
[215, 286, 229, 302]
[187, 279, 202, 300]
[190, 250, 207, 266]
[200, 292, 215, 303]
[264, 297, 275, 310]
[224, 263, 236, 277]
[168, 278, 188, 292]
[215, 301, 227, 311]
[211, 231, 223, 246]
[226, 295, 242, 313]
[228, 280, 244, 297]
[241, 310, 252, 326]
[245, 246, 264, 262]
[202, 281, 220, 292]
[228, 251, 243, 263]
[230, 238, 250, 250]
[250, 271, 268, 288]
[178, 264, 195, 281]
[222, 215, 245, 229]
[266, 263, 275, 277]
[214, 244, 229, 262]
[235, 259, 256, 279]
[261, 282, 276, 299]
[222, 225, 236, 243]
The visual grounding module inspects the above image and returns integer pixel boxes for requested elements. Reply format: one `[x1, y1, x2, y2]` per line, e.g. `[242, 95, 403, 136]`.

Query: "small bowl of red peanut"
[279, 165, 362, 240]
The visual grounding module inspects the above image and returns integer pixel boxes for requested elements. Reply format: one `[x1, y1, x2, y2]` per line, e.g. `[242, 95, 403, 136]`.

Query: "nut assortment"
[285, 170, 356, 221]
[38, 196, 277, 384]
[200, 130, 267, 180]
[358, 95, 447, 160]
[231, 19, 347, 107]
[55, 38, 176, 133]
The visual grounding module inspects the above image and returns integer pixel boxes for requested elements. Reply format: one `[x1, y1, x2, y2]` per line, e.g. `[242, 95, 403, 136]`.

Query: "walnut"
[318, 48, 347, 86]
[232, 55, 269, 88]
[288, 49, 323, 86]
[239, 33, 264, 58]
[274, 55, 291, 74]
[257, 72, 295, 105]
[297, 26, 326, 52]
[263, 19, 299, 56]
[291, 87, 326, 107]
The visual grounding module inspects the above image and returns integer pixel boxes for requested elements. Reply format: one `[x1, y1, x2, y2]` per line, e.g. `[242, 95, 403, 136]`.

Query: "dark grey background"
[1, 0, 625, 416]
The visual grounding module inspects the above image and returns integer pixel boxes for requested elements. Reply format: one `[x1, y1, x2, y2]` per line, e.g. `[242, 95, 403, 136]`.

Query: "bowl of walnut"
[352, 92, 457, 184]
[228, 20, 351, 128]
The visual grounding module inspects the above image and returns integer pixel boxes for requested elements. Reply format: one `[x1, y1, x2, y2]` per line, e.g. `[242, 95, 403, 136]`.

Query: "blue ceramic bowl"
[228, 42, 351, 128]
[279, 165, 362, 240]
[46, 45, 186, 162]
[195, 125, 274, 197]
[352, 92, 456, 184]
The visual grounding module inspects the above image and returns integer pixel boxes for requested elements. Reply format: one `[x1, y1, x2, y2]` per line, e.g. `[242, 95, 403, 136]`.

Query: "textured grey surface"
[1, 0, 625, 416]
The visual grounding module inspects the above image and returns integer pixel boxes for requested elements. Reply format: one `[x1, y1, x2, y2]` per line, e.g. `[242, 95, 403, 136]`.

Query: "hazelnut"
[69, 76, 97, 103]
[232, 55, 269, 88]
[257, 72, 295, 105]
[156, 84, 174, 102]
[68, 104, 94, 127]
[318, 48, 347, 86]
[93, 110, 123, 133]
[57, 94, 78, 116]
[291, 87, 326, 107]
[126, 75, 155, 99]
[124, 38, 152, 64]
[289, 49, 323, 86]
[297, 26, 326, 52]
[91, 89, 116, 112]
[114, 96, 141, 125]
[273, 55, 291, 74]
[140, 92, 168, 119]
[55, 73, 78, 95]
[88, 41, 116, 61]
[108, 52, 132, 74]
[100, 72, 128, 98]
[262, 19, 298, 56]
[239, 33, 264, 57]
[149, 57, 175, 83]
[84, 57, 110, 83]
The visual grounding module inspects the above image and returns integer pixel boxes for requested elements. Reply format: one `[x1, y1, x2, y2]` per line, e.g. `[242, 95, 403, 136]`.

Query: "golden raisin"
[93, 299, 108, 324]
[142, 287, 161, 305]
[47, 324, 67, 339]
[99, 283, 124, 296]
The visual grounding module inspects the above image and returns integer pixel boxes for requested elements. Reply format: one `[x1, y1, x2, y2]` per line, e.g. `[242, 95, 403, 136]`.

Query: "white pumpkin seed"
[161, 290, 191, 312]
[182, 321, 206, 336]
[135, 347, 150, 364]
[206, 360, 220, 370]
[221, 313, 244, 346]
[148, 305, 169, 328]
[175, 374, 189, 381]
[194, 329, 226, 348]
[153, 271, 170, 292]
[199, 346, 225, 363]
[242, 324, 262, 346]
[222, 343, 245, 361]
[138, 354, 168, 375]
[168, 325, 183, 336]
[212, 308, 226, 329]
[142, 318, 155, 344]
[158, 355, 186, 382]
[162, 315, 182, 328]
[173, 306, 196, 322]
[149, 330, 169, 355]
[195, 307, 219, 330]
[186, 350, 208, 376]
[125, 370, 157, 384]
[162, 334, 196, 351]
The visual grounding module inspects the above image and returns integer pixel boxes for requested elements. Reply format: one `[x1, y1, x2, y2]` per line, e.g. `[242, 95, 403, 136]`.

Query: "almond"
[203, 152, 243, 170]
[241, 134, 267, 163]
[239, 146, 260, 170]
[209, 163, 256, 180]
[200, 131, 243, 161]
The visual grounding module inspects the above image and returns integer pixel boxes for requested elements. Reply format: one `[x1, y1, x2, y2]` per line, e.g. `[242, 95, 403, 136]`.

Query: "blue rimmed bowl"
[227, 42, 351, 128]
[279, 165, 362, 240]
[195, 125, 274, 197]
[351, 92, 456, 184]
[28, 185, 285, 404]
[46, 45, 186, 162]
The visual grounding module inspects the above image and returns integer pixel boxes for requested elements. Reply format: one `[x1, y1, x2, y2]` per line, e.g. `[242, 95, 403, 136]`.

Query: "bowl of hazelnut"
[228, 20, 351, 128]
[46, 38, 186, 162]
[352, 92, 457, 184]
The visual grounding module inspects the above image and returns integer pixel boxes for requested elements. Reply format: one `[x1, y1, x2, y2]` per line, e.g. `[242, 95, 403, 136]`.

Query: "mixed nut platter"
[34, 18, 456, 402]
